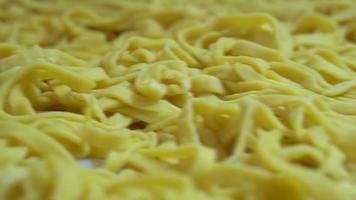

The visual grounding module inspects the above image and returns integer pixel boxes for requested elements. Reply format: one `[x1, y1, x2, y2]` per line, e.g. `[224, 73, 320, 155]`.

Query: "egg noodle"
[1, 0, 356, 199]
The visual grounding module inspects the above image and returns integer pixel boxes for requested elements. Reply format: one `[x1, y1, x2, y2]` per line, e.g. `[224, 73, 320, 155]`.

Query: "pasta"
[0, 0, 356, 199]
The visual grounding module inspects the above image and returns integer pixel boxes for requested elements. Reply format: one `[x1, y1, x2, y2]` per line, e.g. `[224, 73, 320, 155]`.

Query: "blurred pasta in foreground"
[1, 0, 356, 199]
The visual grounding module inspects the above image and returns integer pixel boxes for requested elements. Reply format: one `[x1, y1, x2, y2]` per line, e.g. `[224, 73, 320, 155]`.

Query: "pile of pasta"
[1, 0, 356, 199]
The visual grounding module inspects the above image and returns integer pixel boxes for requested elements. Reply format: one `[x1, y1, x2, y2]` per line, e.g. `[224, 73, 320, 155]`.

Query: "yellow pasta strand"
[0, 0, 356, 199]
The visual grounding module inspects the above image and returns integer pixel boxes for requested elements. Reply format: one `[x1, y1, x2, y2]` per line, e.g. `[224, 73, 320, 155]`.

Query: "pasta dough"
[0, 0, 356, 199]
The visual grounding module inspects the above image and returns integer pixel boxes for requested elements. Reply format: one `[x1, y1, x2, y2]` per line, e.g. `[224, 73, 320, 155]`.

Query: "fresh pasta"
[0, 0, 356, 199]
